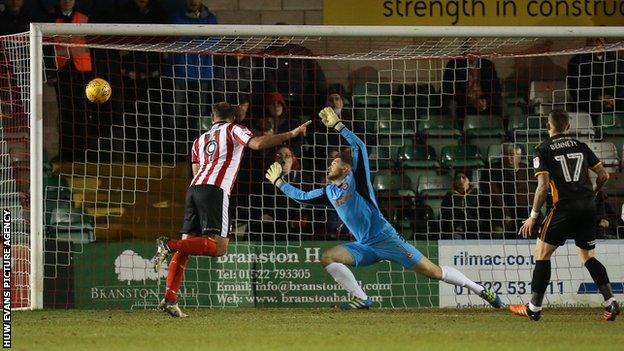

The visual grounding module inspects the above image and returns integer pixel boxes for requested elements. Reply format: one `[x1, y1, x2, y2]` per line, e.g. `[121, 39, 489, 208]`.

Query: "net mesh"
[0, 32, 30, 309]
[9, 28, 624, 309]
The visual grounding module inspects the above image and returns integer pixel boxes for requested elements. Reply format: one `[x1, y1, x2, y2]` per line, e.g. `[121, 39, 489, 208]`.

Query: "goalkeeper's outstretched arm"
[265, 162, 331, 207]
[318, 107, 371, 183]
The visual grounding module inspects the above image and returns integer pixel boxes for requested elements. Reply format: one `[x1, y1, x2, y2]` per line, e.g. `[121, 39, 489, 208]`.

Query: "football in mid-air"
[85, 77, 112, 103]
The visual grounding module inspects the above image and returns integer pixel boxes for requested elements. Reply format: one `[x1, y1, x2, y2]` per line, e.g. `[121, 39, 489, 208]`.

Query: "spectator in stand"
[250, 145, 313, 240]
[169, 0, 217, 143]
[254, 92, 301, 142]
[595, 190, 618, 239]
[442, 56, 503, 127]
[116, 0, 168, 159]
[51, 0, 94, 161]
[0, 0, 32, 35]
[118, 0, 166, 94]
[567, 37, 624, 117]
[258, 24, 327, 119]
[483, 143, 538, 236]
[212, 44, 256, 104]
[440, 173, 490, 239]
[236, 94, 252, 126]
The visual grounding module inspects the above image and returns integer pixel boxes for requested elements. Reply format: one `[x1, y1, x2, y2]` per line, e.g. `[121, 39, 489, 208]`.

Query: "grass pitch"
[12, 308, 622, 351]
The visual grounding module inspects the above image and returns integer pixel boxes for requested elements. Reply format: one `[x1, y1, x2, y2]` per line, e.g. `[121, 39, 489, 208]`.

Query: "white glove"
[265, 162, 283, 186]
[318, 107, 343, 130]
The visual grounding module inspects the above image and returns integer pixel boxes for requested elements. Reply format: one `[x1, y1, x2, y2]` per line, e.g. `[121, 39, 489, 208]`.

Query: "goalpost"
[11, 24, 624, 310]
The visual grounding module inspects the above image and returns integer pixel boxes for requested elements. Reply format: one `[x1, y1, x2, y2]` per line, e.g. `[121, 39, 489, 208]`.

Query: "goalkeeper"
[265, 107, 504, 310]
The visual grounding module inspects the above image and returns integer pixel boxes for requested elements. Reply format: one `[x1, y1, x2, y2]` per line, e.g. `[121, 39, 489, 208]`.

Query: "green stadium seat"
[398, 145, 439, 169]
[423, 197, 444, 220]
[463, 115, 505, 137]
[354, 108, 392, 131]
[352, 83, 393, 107]
[373, 171, 415, 197]
[600, 113, 624, 136]
[43, 176, 72, 201]
[402, 168, 438, 192]
[463, 115, 506, 156]
[508, 114, 546, 138]
[568, 112, 595, 138]
[418, 115, 461, 137]
[424, 138, 459, 160]
[47, 204, 95, 243]
[417, 174, 452, 197]
[439, 145, 485, 169]
[603, 136, 624, 160]
[587, 141, 620, 172]
[377, 113, 416, 135]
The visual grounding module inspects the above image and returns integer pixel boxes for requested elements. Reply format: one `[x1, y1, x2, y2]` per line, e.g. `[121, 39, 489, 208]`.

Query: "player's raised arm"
[265, 162, 331, 207]
[247, 120, 312, 150]
[318, 107, 368, 173]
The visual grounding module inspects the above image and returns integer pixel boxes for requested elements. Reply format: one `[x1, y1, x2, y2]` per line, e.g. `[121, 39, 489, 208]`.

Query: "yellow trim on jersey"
[540, 208, 555, 241]
[591, 161, 603, 170]
[549, 180, 559, 204]
[534, 171, 549, 178]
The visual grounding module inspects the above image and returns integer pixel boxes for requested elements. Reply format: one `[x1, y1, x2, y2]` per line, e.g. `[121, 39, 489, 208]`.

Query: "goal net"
[10, 25, 624, 310]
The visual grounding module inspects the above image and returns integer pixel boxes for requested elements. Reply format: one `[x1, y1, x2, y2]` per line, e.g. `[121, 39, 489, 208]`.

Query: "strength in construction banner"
[324, 0, 624, 26]
[73, 241, 438, 309]
[438, 240, 624, 308]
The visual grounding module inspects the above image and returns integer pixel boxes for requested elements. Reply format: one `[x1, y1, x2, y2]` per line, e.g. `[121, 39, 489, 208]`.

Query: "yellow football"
[85, 78, 112, 104]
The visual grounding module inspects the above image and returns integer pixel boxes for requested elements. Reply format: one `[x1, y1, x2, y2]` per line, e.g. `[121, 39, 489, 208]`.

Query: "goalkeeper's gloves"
[265, 162, 284, 187]
[318, 107, 344, 131]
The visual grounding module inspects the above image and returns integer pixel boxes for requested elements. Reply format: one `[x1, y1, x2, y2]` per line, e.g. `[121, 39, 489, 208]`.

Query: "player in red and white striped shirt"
[153, 102, 310, 317]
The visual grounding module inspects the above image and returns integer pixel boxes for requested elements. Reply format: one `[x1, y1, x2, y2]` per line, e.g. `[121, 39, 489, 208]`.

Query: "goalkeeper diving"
[265, 107, 504, 310]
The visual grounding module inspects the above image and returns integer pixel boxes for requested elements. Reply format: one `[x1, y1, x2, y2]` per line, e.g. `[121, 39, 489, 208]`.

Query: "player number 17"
[554, 152, 584, 182]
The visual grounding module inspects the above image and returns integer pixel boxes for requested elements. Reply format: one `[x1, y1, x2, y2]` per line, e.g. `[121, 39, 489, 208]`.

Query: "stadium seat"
[416, 173, 452, 220]
[402, 168, 437, 192]
[463, 114, 505, 157]
[601, 113, 624, 135]
[352, 82, 393, 107]
[417, 174, 452, 197]
[373, 171, 415, 197]
[47, 204, 95, 244]
[439, 145, 485, 169]
[397, 144, 439, 169]
[464, 114, 505, 137]
[418, 114, 461, 137]
[377, 118, 402, 134]
[353, 108, 392, 131]
[43, 176, 72, 201]
[377, 111, 416, 135]
[568, 112, 595, 138]
[509, 114, 546, 139]
[587, 141, 620, 172]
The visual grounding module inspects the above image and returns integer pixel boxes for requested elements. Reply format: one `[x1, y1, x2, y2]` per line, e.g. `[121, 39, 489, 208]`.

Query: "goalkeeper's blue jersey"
[279, 127, 396, 244]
